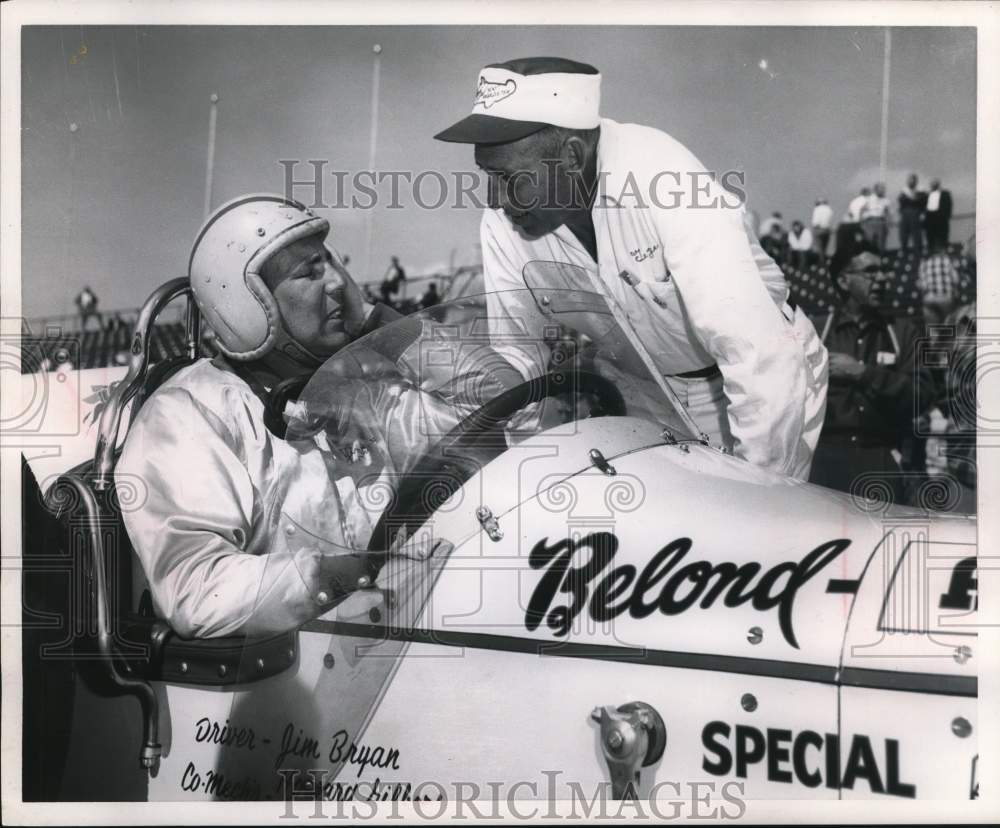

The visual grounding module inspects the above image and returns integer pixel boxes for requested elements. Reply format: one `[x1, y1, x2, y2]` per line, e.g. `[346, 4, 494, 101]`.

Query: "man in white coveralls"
[117, 195, 506, 639]
[435, 57, 829, 479]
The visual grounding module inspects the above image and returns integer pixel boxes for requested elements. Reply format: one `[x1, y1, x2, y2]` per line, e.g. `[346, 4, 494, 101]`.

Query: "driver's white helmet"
[189, 193, 331, 362]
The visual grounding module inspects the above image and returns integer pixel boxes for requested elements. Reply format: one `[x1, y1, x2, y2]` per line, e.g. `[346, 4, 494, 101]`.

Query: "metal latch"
[591, 702, 667, 799]
[476, 505, 503, 542]
[589, 448, 617, 476]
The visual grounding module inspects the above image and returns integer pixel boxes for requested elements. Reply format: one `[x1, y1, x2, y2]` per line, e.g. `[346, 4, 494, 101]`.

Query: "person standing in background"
[787, 220, 813, 270]
[924, 178, 953, 251]
[861, 183, 891, 254]
[846, 187, 871, 225]
[897, 173, 926, 256]
[74, 285, 101, 332]
[811, 198, 833, 260]
[379, 255, 407, 305]
[758, 211, 785, 240]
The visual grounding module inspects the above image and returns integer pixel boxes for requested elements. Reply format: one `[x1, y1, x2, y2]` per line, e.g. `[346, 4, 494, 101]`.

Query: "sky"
[20, 25, 977, 318]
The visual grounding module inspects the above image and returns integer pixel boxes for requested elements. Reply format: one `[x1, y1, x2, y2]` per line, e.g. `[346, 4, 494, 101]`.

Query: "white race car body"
[46, 276, 979, 803]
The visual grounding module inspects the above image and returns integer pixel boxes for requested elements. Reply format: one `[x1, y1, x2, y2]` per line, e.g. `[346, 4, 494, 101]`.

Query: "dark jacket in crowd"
[808, 306, 931, 500]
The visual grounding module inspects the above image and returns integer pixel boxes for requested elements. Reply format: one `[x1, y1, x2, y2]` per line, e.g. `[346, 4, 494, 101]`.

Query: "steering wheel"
[367, 369, 626, 552]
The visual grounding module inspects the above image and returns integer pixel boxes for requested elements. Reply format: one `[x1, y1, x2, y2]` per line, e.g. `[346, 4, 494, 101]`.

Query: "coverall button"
[316, 590, 330, 604]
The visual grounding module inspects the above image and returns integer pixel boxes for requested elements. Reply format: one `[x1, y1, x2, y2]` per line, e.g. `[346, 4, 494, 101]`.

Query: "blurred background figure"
[846, 186, 871, 225]
[811, 197, 833, 260]
[74, 285, 101, 331]
[897, 172, 926, 256]
[759, 212, 787, 262]
[924, 178, 953, 250]
[921, 300, 976, 511]
[379, 255, 407, 305]
[808, 231, 929, 505]
[837, 187, 870, 257]
[758, 210, 785, 239]
[918, 242, 962, 326]
[419, 281, 440, 309]
[787, 220, 813, 270]
[917, 244, 960, 325]
[861, 182, 891, 253]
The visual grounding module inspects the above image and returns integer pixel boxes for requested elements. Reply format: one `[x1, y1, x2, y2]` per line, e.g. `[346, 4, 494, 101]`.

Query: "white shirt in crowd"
[864, 194, 892, 220]
[811, 202, 833, 229]
[846, 194, 868, 223]
[789, 227, 814, 251]
[480, 118, 829, 479]
[927, 190, 942, 212]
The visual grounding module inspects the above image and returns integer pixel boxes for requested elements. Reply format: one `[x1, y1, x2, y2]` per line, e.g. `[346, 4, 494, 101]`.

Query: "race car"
[23, 266, 979, 804]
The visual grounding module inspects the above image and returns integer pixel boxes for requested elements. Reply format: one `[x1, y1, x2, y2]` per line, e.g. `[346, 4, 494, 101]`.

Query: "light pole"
[203, 92, 219, 220]
[364, 44, 382, 281]
[878, 29, 891, 183]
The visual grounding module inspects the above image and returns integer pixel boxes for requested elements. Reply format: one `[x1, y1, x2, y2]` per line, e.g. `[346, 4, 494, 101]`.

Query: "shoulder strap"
[885, 321, 901, 357]
[820, 311, 835, 344]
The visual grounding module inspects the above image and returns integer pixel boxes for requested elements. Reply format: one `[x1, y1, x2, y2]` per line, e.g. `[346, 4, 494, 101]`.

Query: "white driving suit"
[118, 333, 512, 639]
[482, 118, 828, 479]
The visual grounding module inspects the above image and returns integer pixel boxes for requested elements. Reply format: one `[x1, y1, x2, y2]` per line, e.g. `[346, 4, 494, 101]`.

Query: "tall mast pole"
[203, 92, 219, 219]
[878, 29, 891, 182]
[364, 45, 382, 281]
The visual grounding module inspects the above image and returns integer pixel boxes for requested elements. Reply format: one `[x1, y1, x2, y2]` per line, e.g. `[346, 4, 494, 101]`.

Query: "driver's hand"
[319, 387, 386, 471]
[317, 524, 454, 602]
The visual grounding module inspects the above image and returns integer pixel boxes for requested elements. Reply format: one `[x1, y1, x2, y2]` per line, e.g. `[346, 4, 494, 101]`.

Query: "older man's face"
[475, 136, 573, 237]
[263, 234, 358, 357]
[841, 251, 889, 307]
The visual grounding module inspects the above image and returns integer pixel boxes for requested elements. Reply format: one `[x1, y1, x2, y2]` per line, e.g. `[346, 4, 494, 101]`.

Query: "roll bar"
[92, 278, 201, 489]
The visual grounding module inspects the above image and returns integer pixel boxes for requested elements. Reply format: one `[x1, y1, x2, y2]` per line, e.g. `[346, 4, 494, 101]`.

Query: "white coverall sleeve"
[118, 387, 324, 639]
[650, 151, 808, 474]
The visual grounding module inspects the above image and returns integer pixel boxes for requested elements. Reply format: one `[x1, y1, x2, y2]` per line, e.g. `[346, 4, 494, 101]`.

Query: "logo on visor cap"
[475, 77, 517, 109]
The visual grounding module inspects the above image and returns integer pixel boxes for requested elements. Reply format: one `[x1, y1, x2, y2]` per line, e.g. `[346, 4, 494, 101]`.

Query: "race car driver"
[435, 57, 829, 479]
[116, 194, 501, 639]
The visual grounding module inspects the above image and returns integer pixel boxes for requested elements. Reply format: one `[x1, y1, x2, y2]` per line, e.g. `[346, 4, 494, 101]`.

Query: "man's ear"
[563, 136, 589, 173]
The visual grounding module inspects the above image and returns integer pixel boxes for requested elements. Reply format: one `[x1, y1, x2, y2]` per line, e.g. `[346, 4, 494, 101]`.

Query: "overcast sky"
[21, 25, 976, 318]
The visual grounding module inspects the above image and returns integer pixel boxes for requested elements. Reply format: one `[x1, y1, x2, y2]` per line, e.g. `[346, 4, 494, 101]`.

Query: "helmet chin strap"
[258, 325, 329, 380]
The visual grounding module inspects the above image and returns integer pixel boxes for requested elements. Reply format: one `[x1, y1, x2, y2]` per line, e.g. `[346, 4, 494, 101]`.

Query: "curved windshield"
[285, 277, 697, 549]
[213, 272, 702, 794]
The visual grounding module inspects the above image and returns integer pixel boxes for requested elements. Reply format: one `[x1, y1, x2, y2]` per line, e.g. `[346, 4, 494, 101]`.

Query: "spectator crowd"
[756, 173, 974, 512]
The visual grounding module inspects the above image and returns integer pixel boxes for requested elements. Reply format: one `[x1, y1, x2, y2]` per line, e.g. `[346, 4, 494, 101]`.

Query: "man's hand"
[317, 525, 454, 602]
[828, 352, 865, 381]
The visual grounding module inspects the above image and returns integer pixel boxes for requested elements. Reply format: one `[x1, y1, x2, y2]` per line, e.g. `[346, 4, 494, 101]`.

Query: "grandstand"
[785, 243, 975, 318]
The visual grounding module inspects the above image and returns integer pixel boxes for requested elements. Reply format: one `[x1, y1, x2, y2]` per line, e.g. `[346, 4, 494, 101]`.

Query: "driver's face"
[263, 234, 357, 357]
